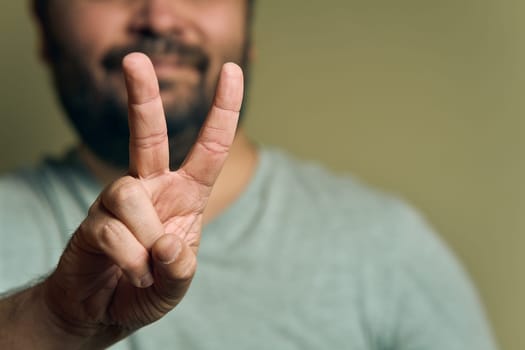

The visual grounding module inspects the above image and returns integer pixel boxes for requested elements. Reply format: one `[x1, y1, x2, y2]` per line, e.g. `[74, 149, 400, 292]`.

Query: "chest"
[124, 252, 371, 350]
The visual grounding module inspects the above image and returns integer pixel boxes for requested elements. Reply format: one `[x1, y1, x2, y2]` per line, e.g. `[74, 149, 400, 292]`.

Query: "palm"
[154, 165, 225, 247]
[150, 172, 208, 250]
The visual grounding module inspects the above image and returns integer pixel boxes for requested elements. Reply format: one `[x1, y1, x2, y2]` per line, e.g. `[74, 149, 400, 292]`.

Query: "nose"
[132, 0, 187, 37]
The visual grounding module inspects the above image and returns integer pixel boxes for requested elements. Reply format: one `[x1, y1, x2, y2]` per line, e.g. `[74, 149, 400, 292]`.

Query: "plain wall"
[1, 1, 523, 349]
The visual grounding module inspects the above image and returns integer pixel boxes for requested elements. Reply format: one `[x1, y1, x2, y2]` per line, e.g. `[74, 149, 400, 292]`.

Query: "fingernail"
[139, 272, 154, 288]
[161, 240, 182, 265]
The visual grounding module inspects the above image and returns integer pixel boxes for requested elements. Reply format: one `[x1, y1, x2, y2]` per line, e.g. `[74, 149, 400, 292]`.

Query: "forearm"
[0, 283, 120, 350]
[1, 284, 74, 349]
[1, 285, 54, 348]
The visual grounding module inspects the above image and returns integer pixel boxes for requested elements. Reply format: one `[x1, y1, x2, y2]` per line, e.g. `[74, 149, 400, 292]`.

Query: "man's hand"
[36, 53, 243, 348]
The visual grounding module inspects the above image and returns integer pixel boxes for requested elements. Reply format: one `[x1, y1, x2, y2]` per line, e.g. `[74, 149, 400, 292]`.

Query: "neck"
[78, 128, 259, 224]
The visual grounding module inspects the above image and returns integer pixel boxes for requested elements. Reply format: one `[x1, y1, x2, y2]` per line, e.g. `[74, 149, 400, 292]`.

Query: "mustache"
[102, 37, 210, 73]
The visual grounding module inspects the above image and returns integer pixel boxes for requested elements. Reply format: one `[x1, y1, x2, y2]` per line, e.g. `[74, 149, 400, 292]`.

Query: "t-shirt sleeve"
[377, 203, 499, 350]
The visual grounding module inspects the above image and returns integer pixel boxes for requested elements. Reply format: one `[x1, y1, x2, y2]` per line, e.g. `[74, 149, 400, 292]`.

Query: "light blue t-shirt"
[0, 148, 497, 349]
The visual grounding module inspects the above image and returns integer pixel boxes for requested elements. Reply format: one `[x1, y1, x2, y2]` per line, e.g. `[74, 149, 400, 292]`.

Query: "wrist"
[0, 281, 122, 350]
[22, 283, 92, 349]
[0, 283, 83, 350]
[40, 278, 128, 350]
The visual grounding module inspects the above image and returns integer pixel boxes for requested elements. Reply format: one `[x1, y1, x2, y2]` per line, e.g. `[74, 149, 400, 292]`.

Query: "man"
[0, 0, 497, 349]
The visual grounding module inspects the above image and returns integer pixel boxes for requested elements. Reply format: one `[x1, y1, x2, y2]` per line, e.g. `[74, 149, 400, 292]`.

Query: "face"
[39, 0, 250, 169]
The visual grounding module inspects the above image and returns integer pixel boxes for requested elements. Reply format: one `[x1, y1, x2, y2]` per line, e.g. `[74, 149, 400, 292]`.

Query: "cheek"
[54, 4, 129, 65]
[197, 7, 247, 94]
[184, 0, 247, 61]
[204, 12, 246, 60]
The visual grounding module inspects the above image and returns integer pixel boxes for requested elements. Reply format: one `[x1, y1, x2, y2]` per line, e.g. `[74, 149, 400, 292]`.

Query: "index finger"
[123, 52, 169, 179]
[179, 62, 243, 188]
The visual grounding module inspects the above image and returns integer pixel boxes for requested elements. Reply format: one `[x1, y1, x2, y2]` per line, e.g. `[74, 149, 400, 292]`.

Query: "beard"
[48, 35, 249, 171]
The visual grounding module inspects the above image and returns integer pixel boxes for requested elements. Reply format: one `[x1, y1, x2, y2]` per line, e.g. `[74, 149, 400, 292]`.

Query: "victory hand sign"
[36, 53, 243, 349]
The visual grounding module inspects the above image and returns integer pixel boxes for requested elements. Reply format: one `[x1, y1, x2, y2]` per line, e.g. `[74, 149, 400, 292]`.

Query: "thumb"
[151, 234, 198, 304]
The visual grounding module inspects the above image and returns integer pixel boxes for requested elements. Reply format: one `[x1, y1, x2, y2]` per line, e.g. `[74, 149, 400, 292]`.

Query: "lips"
[102, 37, 210, 73]
[150, 55, 186, 68]
[145, 57, 201, 93]
[150, 56, 199, 76]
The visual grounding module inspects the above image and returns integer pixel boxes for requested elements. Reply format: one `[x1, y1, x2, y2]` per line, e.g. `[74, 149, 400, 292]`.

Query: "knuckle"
[97, 220, 123, 250]
[198, 139, 230, 156]
[105, 177, 143, 206]
[131, 130, 167, 150]
[95, 220, 150, 273]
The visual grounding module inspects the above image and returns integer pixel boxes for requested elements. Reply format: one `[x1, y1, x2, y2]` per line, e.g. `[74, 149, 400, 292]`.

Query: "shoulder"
[260, 148, 496, 348]
[257, 147, 446, 276]
[260, 147, 426, 238]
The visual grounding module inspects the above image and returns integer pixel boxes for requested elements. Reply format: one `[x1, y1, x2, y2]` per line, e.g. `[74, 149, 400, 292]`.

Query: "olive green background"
[1, 1, 523, 349]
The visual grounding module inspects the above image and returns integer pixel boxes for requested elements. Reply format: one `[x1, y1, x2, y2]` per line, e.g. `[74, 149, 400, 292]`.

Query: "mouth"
[102, 40, 210, 74]
[150, 55, 192, 69]
[150, 55, 201, 80]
